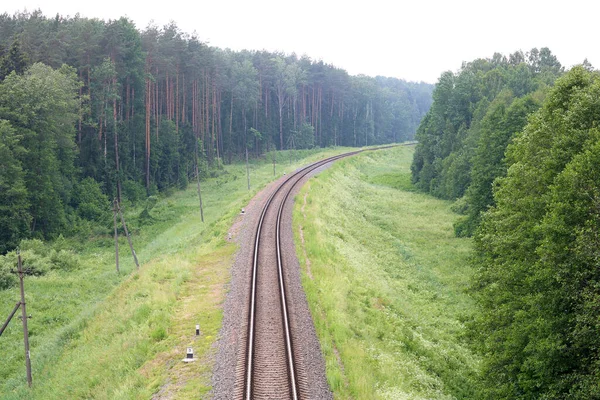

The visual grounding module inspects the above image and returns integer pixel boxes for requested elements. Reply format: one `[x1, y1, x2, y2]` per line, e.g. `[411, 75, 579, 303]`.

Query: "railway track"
[241, 148, 384, 399]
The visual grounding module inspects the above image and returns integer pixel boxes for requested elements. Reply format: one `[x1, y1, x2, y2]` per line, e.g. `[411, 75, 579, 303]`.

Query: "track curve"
[243, 150, 370, 399]
[214, 145, 399, 400]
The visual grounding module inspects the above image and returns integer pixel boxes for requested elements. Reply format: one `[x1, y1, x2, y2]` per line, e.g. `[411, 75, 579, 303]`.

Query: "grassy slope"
[294, 146, 480, 399]
[0, 148, 352, 399]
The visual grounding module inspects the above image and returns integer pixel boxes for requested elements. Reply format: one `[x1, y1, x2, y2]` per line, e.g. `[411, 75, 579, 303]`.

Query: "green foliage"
[196, 139, 209, 180]
[121, 179, 147, 205]
[291, 122, 315, 149]
[0, 11, 434, 253]
[0, 38, 29, 80]
[0, 119, 30, 254]
[155, 120, 180, 190]
[232, 59, 260, 112]
[470, 67, 600, 399]
[71, 177, 110, 224]
[150, 326, 167, 342]
[458, 91, 544, 236]
[411, 48, 561, 235]
[138, 195, 159, 225]
[0, 238, 80, 289]
[0, 257, 16, 290]
[0, 62, 80, 244]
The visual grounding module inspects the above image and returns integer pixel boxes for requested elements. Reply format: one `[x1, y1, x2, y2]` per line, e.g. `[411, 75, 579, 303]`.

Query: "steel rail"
[244, 145, 398, 399]
[244, 153, 354, 399]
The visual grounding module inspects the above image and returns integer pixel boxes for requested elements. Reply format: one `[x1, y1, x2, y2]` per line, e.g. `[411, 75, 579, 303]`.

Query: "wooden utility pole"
[246, 147, 250, 190]
[117, 202, 139, 269]
[113, 199, 119, 273]
[17, 251, 32, 387]
[0, 302, 21, 337]
[287, 134, 296, 165]
[272, 144, 276, 177]
[195, 149, 205, 222]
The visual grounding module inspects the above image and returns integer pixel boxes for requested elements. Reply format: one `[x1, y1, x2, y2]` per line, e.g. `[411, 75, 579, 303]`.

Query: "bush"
[450, 196, 469, 215]
[178, 167, 188, 190]
[72, 177, 110, 224]
[138, 195, 158, 225]
[294, 122, 316, 149]
[122, 180, 147, 205]
[19, 238, 46, 253]
[0, 238, 81, 290]
[49, 249, 79, 271]
[150, 326, 167, 342]
[0, 249, 49, 280]
[0, 257, 17, 290]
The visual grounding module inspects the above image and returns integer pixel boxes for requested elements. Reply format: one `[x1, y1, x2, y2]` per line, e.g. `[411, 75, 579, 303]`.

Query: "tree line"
[0, 10, 433, 254]
[413, 48, 600, 398]
[472, 66, 600, 399]
[411, 47, 564, 235]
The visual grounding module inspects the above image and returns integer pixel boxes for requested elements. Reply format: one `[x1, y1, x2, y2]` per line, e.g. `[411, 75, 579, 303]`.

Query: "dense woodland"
[0, 10, 433, 254]
[473, 66, 600, 399]
[411, 47, 564, 235]
[414, 50, 600, 398]
[7, 8, 598, 398]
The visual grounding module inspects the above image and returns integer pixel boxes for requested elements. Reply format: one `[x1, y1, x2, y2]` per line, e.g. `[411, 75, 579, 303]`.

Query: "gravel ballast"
[212, 166, 333, 400]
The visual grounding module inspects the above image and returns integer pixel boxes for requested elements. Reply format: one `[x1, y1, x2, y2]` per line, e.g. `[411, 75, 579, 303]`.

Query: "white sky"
[4, 0, 598, 83]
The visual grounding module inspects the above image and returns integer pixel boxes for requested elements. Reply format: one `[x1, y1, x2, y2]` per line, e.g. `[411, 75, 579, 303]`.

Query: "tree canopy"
[471, 66, 600, 399]
[410, 48, 563, 236]
[0, 10, 433, 253]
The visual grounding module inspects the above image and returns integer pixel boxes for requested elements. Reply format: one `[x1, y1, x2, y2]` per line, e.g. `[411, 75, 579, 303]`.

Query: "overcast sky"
[4, 0, 597, 83]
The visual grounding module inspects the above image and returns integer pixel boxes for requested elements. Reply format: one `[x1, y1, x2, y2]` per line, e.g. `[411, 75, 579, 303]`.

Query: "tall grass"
[0, 147, 353, 399]
[293, 146, 480, 399]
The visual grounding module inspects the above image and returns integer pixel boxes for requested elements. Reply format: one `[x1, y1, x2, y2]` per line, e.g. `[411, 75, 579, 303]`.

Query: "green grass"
[0, 146, 355, 399]
[293, 146, 481, 399]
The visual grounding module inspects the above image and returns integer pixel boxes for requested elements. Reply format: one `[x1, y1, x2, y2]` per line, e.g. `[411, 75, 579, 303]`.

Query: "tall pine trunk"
[113, 85, 122, 203]
[145, 78, 151, 191]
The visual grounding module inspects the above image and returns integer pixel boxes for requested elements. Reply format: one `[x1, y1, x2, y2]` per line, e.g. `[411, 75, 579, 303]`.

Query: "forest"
[0, 10, 433, 254]
[6, 7, 599, 399]
[413, 49, 600, 398]
[411, 47, 564, 235]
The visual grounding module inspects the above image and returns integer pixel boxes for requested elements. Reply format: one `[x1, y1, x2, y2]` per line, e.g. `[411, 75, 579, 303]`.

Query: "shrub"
[71, 177, 110, 224]
[0, 249, 50, 279]
[0, 238, 81, 290]
[138, 195, 158, 225]
[122, 180, 147, 205]
[294, 122, 316, 149]
[48, 249, 79, 271]
[0, 257, 17, 290]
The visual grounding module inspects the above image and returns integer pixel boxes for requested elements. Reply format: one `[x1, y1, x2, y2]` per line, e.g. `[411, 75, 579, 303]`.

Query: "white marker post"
[183, 347, 195, 362]
[195, 324, 201, 336]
